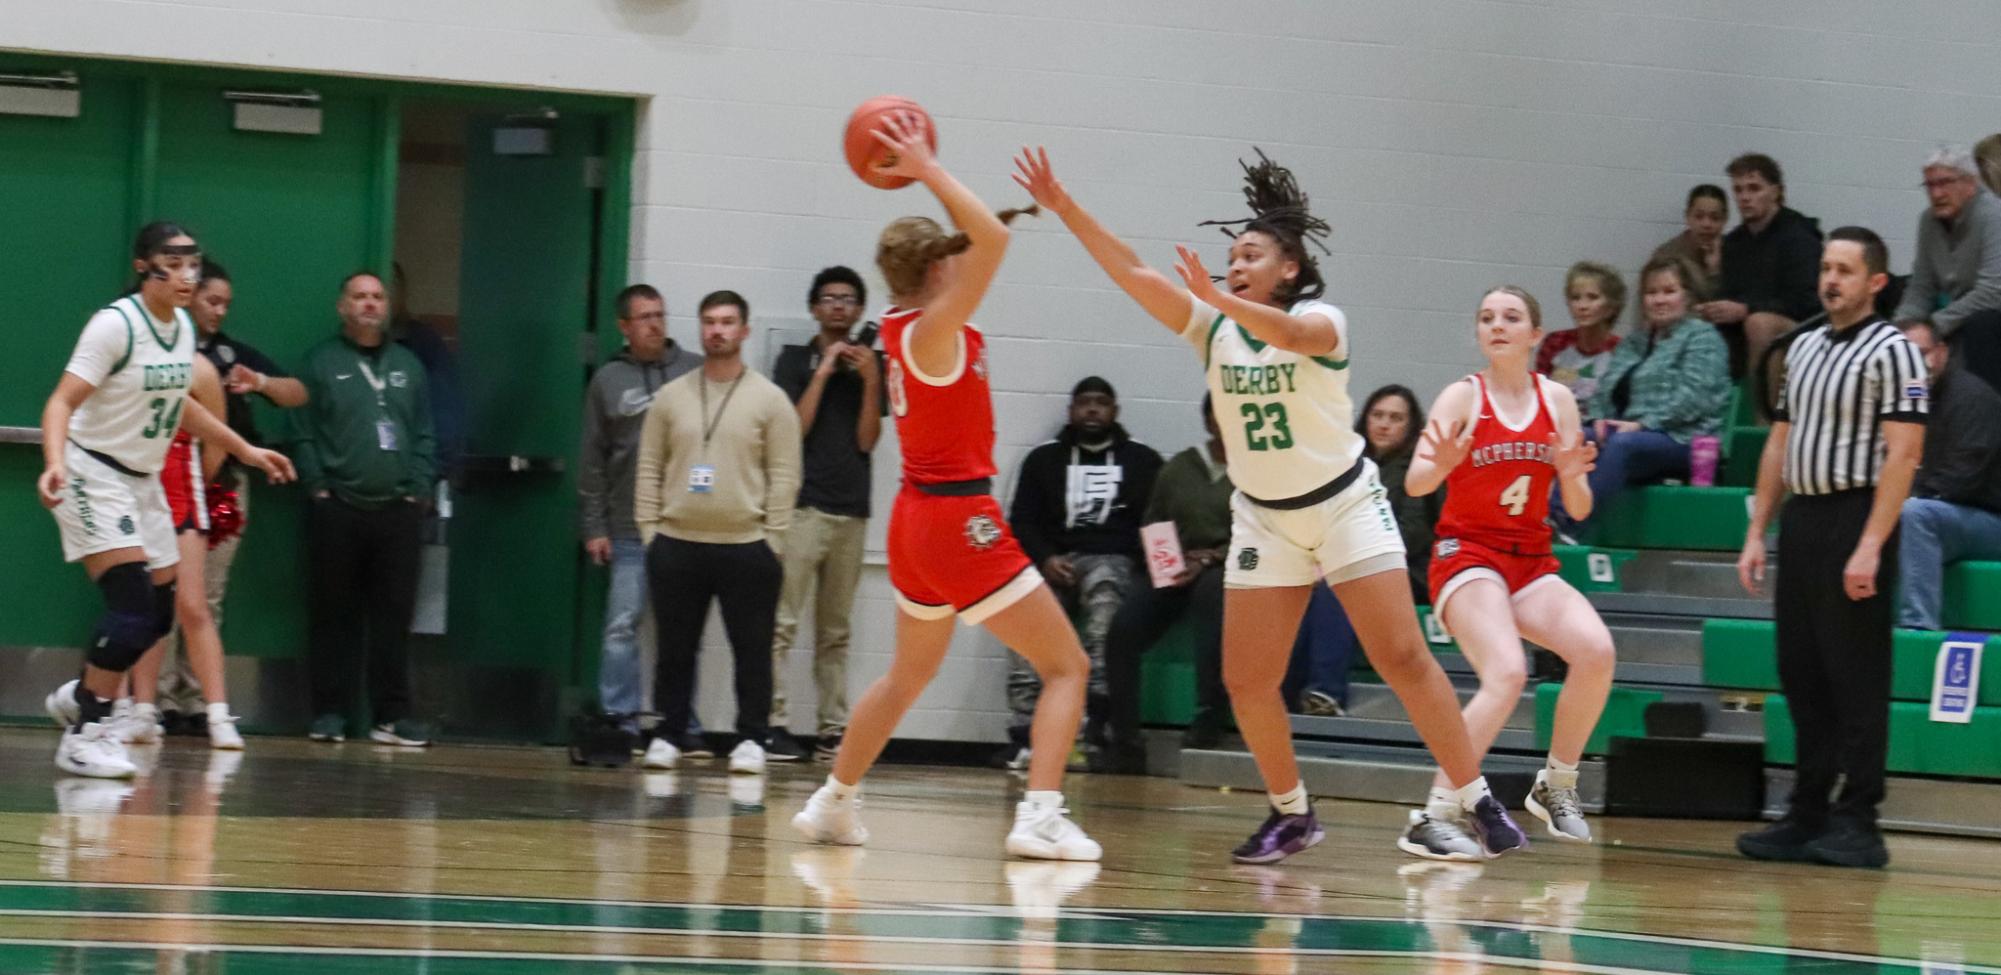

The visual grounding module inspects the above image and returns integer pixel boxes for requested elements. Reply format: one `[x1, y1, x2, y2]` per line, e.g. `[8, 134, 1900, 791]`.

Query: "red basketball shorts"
[1427, 536, 1562, 627]
[886, 486, 1041, 625]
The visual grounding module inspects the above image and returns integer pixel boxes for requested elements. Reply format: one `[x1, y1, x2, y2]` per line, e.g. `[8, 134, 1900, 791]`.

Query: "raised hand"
[1418, 417, 1474, 472]
[1011, 146, 1075, 215]
[868, 111, 936, 183]
[1550, 429, 1597, 480]
[1171, 245, 1226, 306]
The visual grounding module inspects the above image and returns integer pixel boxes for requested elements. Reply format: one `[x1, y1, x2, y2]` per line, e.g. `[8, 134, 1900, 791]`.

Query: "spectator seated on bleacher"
[1893, 145, 2001, 396]
[1557, 255, 1731, 539]
[1699, 153, 1823, 382]
[1649, 184, 1728, 300]
[1537, 262, 1625, 411]
[1100, 397, 1229, 773]
[1896, 321, 2001, 631]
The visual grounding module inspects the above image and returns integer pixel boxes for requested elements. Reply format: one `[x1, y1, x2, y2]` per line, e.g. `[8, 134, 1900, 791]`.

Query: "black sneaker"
[1182, 711, 1224, 750]
[814, 731, 842, 763]
[764, 731, 807, 763]
[677, 733, 714, 761]
[1736, 815, 1825, 862]
[1804, 818, 1888, 869]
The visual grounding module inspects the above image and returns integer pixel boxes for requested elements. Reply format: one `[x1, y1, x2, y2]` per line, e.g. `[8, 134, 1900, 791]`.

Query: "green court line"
[0, 881, 1988, 975]
[0, 937, 1755, 975]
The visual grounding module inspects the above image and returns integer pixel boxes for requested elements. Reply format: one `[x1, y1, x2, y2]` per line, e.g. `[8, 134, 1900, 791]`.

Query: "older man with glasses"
[1894, 144, 2001, 392]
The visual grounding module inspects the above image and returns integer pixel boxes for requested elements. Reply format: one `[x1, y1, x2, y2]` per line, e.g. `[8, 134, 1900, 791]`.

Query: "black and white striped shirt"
[1775, 317, 1929, 496]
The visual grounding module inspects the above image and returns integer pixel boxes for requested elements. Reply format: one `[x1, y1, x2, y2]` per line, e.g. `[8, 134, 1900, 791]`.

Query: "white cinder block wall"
[10, 1, 1997, 741]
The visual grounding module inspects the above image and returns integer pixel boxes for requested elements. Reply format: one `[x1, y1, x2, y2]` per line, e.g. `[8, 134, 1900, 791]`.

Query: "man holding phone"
[768, 266, 887, 762]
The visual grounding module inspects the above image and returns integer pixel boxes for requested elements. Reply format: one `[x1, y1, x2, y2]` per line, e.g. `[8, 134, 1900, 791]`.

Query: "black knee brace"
[152, 580, 177, 640]
[86, 563, 157, 673]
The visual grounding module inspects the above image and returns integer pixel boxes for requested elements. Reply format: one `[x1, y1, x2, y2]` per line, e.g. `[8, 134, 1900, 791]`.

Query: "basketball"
[843, 95, 934, 189]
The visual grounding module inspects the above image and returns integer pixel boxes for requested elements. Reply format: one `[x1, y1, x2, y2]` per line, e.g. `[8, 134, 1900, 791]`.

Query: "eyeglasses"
[813, 295, 862, 308]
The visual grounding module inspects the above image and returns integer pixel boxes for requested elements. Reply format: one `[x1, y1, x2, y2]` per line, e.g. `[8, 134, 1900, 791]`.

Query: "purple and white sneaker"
[1230, 808, 1325, 864]
[1468, 795, 1528, 857]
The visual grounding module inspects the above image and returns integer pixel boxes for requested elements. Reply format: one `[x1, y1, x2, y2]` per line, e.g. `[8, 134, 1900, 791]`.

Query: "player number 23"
[1239, 402, 1294, 451]
[1498, 474, 1532, 516]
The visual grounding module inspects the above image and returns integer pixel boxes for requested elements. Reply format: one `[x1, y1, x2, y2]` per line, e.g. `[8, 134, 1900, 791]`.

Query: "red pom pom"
[206, 483, 245, 549]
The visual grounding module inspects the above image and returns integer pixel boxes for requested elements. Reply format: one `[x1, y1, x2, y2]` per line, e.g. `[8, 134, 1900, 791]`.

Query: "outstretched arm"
[1405, 380, 1477, 497]
[872, 113, 1012, 376]
[1014, 147, 1193, 332]
[1170, 246, 1340, 358]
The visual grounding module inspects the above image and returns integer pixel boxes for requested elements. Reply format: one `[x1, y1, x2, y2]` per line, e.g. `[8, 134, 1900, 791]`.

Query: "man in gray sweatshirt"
[579, 284, 701, 736]
[1895, 144, 2001, 392]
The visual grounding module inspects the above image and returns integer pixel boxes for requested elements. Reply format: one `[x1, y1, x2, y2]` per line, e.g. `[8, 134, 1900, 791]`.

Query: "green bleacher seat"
[1721, 427, 1767, 487]
[1702, 619, 2001, 706]
[1586, 485, 1750, 551]
[1138, 619, 1198, 726]
[1554, 545, 1636, 593]
[1763, 695, 2001, 778]
[1534, 682, 1661, 755]
[1943, 562, 2001, 631]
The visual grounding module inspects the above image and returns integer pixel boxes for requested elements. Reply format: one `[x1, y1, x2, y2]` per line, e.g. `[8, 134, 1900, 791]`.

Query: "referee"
[1737, 227, 1928, 869]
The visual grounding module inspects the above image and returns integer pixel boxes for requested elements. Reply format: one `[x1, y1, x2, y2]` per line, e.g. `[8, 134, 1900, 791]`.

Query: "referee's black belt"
[911, 477, 993, 497]
[69, 439, 148, 479]
[1243, 458, 1365, 511]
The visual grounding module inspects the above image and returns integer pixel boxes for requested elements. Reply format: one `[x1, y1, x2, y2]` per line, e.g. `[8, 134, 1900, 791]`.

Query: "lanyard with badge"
[356, 357, 398, 451]
[689, 372, 744, 493]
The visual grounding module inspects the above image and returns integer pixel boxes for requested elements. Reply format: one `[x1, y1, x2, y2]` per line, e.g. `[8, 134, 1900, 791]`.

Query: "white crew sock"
[1270, 783, 1309, 816]
[823, 775, 858, 802]
[1545, 756, 1580, 790]
[1425, 785, 1460, 822]
[1024, 790, 1065, 812]
[207, 702, 233, 723]
[1454, 775, 1493, 814]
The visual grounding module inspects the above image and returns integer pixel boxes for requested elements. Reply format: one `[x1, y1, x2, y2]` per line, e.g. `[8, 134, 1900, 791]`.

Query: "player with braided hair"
[1015, 147, 1527, 863]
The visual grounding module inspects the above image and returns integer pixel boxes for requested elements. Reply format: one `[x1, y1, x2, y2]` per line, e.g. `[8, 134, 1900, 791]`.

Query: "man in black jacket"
[1896, 320, 2001, 630]
[1700, 153, 1824, 380]
[1001, 378, 1162, 766]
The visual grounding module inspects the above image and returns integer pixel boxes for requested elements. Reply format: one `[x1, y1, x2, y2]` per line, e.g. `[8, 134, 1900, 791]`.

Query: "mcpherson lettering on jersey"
[1468, 439, 1554, 467]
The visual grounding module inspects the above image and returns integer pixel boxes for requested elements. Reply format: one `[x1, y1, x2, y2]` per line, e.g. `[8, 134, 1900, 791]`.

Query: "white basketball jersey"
[64, 295, 197, 475]
[1182, 297, 1363, 502]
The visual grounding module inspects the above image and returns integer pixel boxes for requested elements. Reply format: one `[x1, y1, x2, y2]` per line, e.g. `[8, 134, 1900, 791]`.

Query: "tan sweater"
[633, 366, 801, 545]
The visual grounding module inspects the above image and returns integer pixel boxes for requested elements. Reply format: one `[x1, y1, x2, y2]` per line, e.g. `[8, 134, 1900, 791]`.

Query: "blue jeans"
[600, 536, 701, 736]
[1557, 427, 1690, 531]
[1897, 498, 2001, 630]
[1284, 583, 1355, 706]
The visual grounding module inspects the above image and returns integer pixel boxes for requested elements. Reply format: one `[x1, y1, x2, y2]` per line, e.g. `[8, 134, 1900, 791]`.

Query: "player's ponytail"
[878, 206, 1039, 298]
[1200, 149, 1331, 304]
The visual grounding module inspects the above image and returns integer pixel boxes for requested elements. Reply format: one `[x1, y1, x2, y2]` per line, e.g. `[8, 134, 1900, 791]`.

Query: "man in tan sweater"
[635, 290, 802, 775]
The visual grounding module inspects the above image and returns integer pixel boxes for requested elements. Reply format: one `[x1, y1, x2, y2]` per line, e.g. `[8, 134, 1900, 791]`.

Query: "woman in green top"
[1556, 254, 1731, 534]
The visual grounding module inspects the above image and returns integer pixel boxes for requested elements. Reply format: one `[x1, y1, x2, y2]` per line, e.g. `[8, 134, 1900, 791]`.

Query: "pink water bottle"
[1689, 434, 1721, 487]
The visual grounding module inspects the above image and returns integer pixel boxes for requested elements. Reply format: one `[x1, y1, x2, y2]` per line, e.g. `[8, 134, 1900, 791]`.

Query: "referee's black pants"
[648, 535, 779, 744]
[1775, 489, 1897, 824]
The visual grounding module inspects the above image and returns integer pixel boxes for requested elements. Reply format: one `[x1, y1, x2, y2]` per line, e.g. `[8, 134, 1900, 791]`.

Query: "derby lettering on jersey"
[1217, 363, 1298, 396]
[1469, 440, 1554, 468]
[142, 362, 192, 392]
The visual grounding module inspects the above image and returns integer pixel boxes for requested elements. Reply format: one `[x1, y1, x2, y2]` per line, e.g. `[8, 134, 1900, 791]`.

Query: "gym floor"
[4, 728, 1998, 974]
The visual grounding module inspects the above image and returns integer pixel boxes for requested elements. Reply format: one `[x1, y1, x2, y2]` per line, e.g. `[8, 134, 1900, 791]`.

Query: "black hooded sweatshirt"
[1008, 423, 1163, 565]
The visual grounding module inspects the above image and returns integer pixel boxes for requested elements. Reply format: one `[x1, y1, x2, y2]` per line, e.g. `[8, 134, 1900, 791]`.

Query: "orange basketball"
[843, 96, 935, 190]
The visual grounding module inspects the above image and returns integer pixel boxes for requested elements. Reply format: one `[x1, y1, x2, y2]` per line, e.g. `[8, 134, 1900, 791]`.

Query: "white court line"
[0, 934, 1703, 975]
[0, 879, 1988, 974]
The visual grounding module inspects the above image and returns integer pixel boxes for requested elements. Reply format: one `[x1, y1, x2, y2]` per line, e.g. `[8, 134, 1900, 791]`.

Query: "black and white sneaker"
[814, 731, 842, 763]
[1396, 810, 1484, 861]
[764, 732, 807, 763]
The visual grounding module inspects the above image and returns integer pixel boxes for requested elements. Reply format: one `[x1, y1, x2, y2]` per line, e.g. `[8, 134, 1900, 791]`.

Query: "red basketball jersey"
[1433, 373, 1559, 554]
[881, 306, 998, 485]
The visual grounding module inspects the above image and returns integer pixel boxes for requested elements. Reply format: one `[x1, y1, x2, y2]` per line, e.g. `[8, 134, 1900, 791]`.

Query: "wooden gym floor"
[2, 727, 1998, 974]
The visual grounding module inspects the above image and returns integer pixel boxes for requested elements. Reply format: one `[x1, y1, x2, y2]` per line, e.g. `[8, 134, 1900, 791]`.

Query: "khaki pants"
[770, 507, 866, 735]
[159, 472, 247, 714]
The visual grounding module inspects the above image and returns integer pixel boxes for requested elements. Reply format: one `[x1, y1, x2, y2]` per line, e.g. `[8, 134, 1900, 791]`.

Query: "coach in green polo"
[294, 271, 436, 748]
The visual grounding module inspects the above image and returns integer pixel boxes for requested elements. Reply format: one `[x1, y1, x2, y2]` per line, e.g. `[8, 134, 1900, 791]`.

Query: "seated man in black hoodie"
[1001, 377, 1163, 767]
[1699, 153, 1824, 386]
